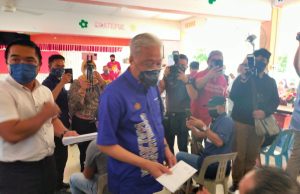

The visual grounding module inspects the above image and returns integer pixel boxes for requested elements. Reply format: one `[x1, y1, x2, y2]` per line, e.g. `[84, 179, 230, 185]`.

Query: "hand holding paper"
[156, 161, 197, 193]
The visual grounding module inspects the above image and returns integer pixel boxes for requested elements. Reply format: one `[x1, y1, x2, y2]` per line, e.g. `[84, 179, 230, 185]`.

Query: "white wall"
[180, 16, 261, 75]
[0, 11, 180, 41]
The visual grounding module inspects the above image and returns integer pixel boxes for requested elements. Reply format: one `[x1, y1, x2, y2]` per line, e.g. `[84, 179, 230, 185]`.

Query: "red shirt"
[191, 69, 228, 125]
[107, 61, 121, 80]
[101, 73, 114, 84]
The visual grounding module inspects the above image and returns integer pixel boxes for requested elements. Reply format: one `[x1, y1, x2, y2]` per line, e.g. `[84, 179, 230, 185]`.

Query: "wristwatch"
[185, 77, 194, 85]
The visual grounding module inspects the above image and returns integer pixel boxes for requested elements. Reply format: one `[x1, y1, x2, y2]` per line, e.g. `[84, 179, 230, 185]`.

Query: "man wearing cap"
[107, 54, 121, 80]
[189, 50, 227, 155]
[229, 48, 279, 192]
[176, 96, 234, 178]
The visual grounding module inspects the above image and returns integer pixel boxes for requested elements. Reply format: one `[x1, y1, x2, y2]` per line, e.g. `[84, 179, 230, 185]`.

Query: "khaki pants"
[286, 130, 300, 180]
[232, 121, 263, 185]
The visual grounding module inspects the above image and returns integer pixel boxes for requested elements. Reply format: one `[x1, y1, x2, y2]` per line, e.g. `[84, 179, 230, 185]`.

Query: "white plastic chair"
[185, 152, 237, 194]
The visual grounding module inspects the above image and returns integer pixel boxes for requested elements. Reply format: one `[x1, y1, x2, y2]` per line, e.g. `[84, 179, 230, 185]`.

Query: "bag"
[255, 115, 280, 136]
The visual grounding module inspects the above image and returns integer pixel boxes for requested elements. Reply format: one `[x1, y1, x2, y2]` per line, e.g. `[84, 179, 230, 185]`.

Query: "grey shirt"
[84, 140, 107, 176]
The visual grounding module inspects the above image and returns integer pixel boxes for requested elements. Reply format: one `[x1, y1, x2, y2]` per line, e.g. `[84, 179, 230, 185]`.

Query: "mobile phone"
[247, 54, 255, 69]
[64, 68, 73, 83]
[82, 53, 97, 61]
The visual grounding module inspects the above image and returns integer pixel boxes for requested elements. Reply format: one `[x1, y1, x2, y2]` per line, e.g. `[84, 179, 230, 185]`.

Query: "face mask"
[256, 61, 267, 73]
[50, 68, 64, 78]
[208, 109, 219, 118]
[10, 64, 37, 84]
[104, 70, 109, 74]
[139, 69, 161, 88]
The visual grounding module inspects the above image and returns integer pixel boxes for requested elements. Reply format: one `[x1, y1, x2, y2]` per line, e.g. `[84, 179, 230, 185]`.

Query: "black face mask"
[208, 109, 219, 118]
[256, 61, 267, 73]
[139, 69, 161, 88]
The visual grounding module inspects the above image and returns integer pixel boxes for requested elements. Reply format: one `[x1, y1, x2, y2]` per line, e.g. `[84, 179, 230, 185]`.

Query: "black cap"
[207, 96, 226, 107]
[253, 48, 271, 61]
[110, 54, 115, 58]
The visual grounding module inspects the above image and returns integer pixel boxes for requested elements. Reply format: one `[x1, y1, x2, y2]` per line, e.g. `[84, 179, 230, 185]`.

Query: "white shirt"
[0, 75, 55, 162]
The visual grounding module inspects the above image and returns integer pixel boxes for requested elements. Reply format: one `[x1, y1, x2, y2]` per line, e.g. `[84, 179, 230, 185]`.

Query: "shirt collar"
[48, 74, 60, 83]
[211, 112, 227, 124]
[123, 67, 147, 93]
[7, 75, 41, 92]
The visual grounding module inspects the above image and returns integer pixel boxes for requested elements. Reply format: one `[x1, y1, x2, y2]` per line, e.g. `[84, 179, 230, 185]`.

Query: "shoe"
[228, 184, 239, 193]
[62, 183, 70, 189]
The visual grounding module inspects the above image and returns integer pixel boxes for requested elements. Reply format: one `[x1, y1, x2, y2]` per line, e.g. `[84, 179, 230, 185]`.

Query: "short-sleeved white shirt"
[0, 75, 55, 162]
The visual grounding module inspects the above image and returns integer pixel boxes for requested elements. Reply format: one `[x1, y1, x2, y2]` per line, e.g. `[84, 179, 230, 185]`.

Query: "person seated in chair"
[176, 96, 234, 179]
[70, 140, 107, 194]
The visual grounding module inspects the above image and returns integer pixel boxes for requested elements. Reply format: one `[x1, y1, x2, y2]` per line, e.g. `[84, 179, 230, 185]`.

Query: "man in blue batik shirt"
[97, 33, 176, 194]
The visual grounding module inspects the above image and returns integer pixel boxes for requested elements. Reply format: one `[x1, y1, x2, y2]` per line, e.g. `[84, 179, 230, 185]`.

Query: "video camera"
[169, 51, 185, 80]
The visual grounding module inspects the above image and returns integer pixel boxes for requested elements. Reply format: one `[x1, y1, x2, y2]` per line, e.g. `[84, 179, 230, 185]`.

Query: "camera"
[212, 59, 223, 68]
[246, 54, 258, 76]
[169, 51, 185, 80]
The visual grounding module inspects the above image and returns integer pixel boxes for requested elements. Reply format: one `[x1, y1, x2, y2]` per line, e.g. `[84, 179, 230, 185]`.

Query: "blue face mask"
[50, 68, 65, 78]
[10, 64, 37, 84]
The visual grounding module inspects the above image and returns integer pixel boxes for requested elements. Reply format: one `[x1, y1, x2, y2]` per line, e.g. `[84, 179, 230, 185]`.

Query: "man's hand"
[206, 66, 223, 79]
[60, 73, 72, 85]
[186, 116, 206, 129]
[177, 70, 188, 83]
[253, 109, 266, 119]
[165, 145, 176, 168]
[144, 160, 171, 178]
[63, 130, 79, 137]
[40, 102, 61, 119]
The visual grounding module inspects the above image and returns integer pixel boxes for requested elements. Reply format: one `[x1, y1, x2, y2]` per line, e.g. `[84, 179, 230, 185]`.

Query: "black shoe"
[228, 184, 239, 193]
[62, 183, 70, 189]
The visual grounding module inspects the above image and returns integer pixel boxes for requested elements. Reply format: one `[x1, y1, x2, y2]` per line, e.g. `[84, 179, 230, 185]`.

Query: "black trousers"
[0, 156, 56, 194]
[54, 136, 68, 190]
[164, 112, 189, 153]
[72, 115, 97, 171]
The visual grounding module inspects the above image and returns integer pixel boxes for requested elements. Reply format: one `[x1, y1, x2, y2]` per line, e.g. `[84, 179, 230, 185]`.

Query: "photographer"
[286, 32, 300, 180]
[69, 60, 105, 171]
[229, 48, 280, 192]
[159, 54, 197, 153]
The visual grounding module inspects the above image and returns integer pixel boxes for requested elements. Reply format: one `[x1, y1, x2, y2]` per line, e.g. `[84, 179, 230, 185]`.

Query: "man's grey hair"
[130, 33, 162, 57]
[247, 166, 300, 194]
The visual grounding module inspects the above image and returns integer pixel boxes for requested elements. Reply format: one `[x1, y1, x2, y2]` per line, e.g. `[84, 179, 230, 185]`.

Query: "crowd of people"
[0, 32, 300, 194]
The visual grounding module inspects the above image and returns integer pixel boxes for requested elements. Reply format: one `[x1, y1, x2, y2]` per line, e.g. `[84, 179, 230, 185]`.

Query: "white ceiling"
[3, 0, 299, 22]
[0, 0, 191, 21]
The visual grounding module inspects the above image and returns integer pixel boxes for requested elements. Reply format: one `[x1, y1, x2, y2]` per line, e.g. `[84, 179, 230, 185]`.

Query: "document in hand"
[62, 132, 97, 146]
[156, 160, 197, 193]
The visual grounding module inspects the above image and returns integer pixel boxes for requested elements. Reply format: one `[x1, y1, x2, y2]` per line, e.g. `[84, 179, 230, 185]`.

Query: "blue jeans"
[176, 151, 202, 169]
[69, 173, 98, 194]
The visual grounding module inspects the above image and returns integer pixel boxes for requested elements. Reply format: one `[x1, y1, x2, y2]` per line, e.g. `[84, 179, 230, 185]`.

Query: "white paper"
[156, 161, 197, 193]
[62, 132, 97, 146]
